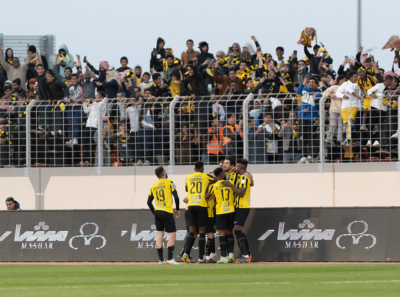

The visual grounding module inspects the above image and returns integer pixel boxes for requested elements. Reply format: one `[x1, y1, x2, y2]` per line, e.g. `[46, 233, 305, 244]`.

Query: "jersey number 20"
[190, 182, 202, 194]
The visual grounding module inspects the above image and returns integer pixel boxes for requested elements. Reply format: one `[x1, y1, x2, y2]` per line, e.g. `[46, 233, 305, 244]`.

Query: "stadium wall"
[0, 163, 399, 210]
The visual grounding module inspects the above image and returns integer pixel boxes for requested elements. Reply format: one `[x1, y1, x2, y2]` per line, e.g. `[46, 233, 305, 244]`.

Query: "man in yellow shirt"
[208, 167, 235, 264]
[147, 166, 180, 265]
[182, 161, 215, 263]
[222, 159, 252, 263]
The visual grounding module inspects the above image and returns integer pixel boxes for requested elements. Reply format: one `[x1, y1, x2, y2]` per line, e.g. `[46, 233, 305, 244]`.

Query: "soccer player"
[223, 157, 240, 185]
[222, 159, 252, 263]
[182, 161, 215, 263]
[208, 167, 236, 264]
[177, 197, 197, 263]
[147, 166, 180, 265]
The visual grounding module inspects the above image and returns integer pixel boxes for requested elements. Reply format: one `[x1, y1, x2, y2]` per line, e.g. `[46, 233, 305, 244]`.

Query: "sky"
[2, 0, 399, 73]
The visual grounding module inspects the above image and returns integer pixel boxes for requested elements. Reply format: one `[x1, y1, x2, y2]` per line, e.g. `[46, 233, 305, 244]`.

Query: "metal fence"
[0, 91, 398, 168]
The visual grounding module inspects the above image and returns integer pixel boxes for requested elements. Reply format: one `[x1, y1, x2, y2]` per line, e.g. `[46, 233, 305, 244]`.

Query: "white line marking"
[1, 280, 400, 290]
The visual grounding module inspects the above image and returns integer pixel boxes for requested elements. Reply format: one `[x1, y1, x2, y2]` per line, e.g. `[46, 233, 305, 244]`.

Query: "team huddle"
[147, 157, 253, 264]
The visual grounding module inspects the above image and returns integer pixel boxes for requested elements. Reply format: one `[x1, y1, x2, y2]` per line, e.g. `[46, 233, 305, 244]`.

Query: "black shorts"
[234, 208, 250, 227]
[188, 206, 208, 227]
[206, 217, 216, 234]
[216, 212, 235, 231]
[185, 209, 199, 233]
[154, 210, 176, 233]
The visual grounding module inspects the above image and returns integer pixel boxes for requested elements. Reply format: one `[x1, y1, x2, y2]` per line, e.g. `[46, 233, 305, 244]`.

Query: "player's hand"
[221, 181, 232, 187]
[174, 210, 180, 219]
[183, 197, 188, 204]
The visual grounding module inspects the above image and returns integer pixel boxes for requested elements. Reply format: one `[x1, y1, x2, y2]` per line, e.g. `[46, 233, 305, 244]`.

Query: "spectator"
[211, 94, 226, 121]
[278, 112, 302, 164]
[296, 76, 322, 159]
[213, 66, 245, 96]
[137, 72, 152, 95]
[150, 38, 166, 73]
[26, 44, 49, 81]
[84, 57, 108, 92]
[95, 67, 120, 99]
[0, 122, 12, 167]
[324, 75, 347, 146]
[117, 56, 131, 72]
[45, 69, 66, 134]
[198, 59, 215, 90]
[56, 44, 74, 78]
[110, 122, 134, 166]
[196, 41, 215, 67]
[276, 46, 285, 66]
[121, 97, 142, 163]
[244, 76, 265, 94]
[154, 120, 170, 165]
[181, 39, 199, 69]
[248, 117, 269, 164]
[64, 73, 84, 148]
[27, 78, 37, 99]
[81, 91, 107, 165]
[249, 99, 263, 126]
[175, 124, 194, 165]
[261, 113, 280, 163]
[148, 73, 168, 97]
[293, 60, 309, 84]
[0, 43, 29, 88]
[5, 197, 21, 210]
[12, 78, 29, 99]
[10, 92, 28, 166]
[82, 66, 96, 99]
[206, 116, 224, 164]
[93, 127, 111, 166]
[222, 113, 243, 157]
[128, 65, 143, 87]
[0, 72, 6, 97]
[4, 48, 13, 65]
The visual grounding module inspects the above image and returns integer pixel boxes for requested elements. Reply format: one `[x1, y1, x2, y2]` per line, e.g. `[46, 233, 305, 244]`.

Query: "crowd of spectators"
[0, 35, 399, 167]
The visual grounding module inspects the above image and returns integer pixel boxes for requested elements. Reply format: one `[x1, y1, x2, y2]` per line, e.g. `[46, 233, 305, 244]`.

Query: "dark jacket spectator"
[150, 38, 166, 72]
[196, 41, 215, 67]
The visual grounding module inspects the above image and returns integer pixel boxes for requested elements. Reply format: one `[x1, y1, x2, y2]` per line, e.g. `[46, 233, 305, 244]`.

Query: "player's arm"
[147, 192, 155, 214]
[221, 180, 246, 197]
[207, 173, 217, 185]
[206, 185, 215, 200]
[171, 186, 181, 218]
[243, 172, 254, 187]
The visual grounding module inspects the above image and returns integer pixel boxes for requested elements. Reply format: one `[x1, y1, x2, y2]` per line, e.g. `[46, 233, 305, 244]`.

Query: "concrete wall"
[0, 163, 399, 210]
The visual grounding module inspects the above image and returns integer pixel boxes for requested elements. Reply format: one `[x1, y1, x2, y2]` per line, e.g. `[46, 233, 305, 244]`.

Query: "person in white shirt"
[367, 75, 394, 152]
[260, 113, 280, 163]
[336, 71, 362, 147]
[211, 94, 225, 121]
[81, 91, 108, 166]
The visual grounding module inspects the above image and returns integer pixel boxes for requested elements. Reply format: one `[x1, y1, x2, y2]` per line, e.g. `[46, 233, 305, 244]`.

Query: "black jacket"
[304, 45, 319, 75]
[46, 80, 66, 100]
[150, 37, 166, 72]
[182, 65, 209, 97]
[196, 41, 215, 67]
[27, 63, 48, 101]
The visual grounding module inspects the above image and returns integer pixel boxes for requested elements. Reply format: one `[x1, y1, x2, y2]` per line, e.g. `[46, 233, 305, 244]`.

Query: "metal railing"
[0, 91, 398, 168]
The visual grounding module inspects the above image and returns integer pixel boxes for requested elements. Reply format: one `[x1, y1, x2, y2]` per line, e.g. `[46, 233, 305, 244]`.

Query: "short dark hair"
[229, 81, 237, 86]
[71, 73, 79, 79]
[385, 75, 393, 82]
[36, 64, 44, 69]
[276, 46, 284, 52]
[4, 85, 11, 91]
[309, 77, 318, 84]
[64, 67, 72, 73]
[97, 91, 106, 98]
[118, 121, 126, 127]
[194, 160, 204, 170]
[214, 167, 224, 178]
[152, 73, 161, 81]
[227, 113, 235, 119]
[166, 54, 174, 60]
[228, 69, 236, 74]
[378, 68, 385, 73]
[143, 72, 151, 77]
[144, 88, 151, 93]
[348, 71, 357, 79]
[336, 75, 347, 84]
[313, 44, 321, 51]
[117, 91, 125, 96]
[18, 93, 27, 99]
[187, 39, 194, 44]
[245, 78, 253, 84]
[225, 156, 236, 167]
[5, 197, 15, 203]
[236, 158, 249, 168]
[155, 166, 165, 178]
[264, 113, 272, 118]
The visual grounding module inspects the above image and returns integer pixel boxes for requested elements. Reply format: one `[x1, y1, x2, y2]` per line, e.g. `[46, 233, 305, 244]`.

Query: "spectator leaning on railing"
[5, 197, 21, 210]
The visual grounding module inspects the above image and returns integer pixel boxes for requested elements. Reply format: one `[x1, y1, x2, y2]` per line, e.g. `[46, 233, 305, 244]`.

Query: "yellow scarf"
[60, 54, 71, 62]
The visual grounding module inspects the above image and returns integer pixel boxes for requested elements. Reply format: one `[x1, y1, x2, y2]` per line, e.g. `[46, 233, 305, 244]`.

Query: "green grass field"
[0, 264, 400, 297]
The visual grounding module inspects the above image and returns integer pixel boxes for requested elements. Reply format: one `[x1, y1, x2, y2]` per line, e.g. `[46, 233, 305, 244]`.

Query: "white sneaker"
[210, 253, 217, 260]
[372, 140, 380, 148]
[391, 131, 399, 139]
[144, 160, 151, 166]
[298, 157, 307, 164]
[366, 140, 372, 147]
[159, 260, 165, 265]
[72, 138, 78, 146]
[65, 140, 72, 148]
[166, 259, 179, 265]
[136, 160, 143, 166]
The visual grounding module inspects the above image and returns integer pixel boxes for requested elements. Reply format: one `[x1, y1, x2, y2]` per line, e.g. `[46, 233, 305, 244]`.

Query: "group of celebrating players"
[147, 157, 253, 264]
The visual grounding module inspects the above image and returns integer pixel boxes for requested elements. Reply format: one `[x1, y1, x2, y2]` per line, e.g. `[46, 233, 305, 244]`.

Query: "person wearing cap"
[11, 78, 29, 99]
[117, 56, 131, 72]
[196, 41, 215, 67]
